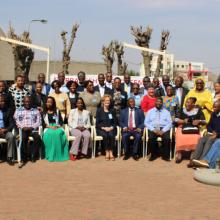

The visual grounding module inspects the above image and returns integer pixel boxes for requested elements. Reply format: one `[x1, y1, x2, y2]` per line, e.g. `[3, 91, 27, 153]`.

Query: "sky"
[1, 0, 220, 74]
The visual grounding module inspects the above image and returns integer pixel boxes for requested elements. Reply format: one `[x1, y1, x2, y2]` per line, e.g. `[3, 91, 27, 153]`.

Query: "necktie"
[156, 110, 160, 130]
[129, 109, 133, 130]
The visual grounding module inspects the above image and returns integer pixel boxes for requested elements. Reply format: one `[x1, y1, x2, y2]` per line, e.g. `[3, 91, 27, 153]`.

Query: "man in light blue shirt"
[145, 97, 172, 161]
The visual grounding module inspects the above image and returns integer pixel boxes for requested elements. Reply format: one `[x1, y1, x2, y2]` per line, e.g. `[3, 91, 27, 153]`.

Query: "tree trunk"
[155, 54, 163, 77]
[142, 51, 151, 76]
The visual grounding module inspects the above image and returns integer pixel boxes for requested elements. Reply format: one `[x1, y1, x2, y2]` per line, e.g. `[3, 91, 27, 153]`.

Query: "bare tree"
[130, 25, 153, 76]
[8, 23, 34, 78]
[61, 23, 79, 74]
[155, 30, 170, 77]
[113, 40, 127, 75]
[102, 41, 114, 73]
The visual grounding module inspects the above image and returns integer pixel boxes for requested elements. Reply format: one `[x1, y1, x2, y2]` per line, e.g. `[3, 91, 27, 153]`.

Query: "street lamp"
[28, 19, 48, 33]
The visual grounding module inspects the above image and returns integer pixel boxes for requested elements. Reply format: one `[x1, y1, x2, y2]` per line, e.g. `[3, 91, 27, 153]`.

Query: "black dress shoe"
[123, 155, 130, 160]
[7, 158, 14, 166]
[31, 157, 36, 163]
[163, 157, 171, 162]
[148, 156, 157, 161]
[132, 155, 139, 161]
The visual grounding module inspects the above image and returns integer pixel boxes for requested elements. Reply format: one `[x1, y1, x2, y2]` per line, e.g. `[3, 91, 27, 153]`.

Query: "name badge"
[121, 95, 125, 99]
[92, 98, 97, 104]
[108, 114, 113, 119]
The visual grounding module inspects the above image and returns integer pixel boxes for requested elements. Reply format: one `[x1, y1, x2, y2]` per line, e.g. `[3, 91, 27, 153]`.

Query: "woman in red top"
[141, 83, 156, 114]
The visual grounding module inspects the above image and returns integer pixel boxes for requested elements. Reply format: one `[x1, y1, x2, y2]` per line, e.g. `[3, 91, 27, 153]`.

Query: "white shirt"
[176, 87, 183, 105]
[49, 84, 69, 94]
[98, 84, 105, 97]
[106, 82, 113, 89]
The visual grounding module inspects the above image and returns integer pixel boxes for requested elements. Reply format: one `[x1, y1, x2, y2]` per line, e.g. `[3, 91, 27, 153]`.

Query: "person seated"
[32, 73, 51, 96]
[42, 96, 69, 162]
[66, 81, 79, 109]
[94, 73, 112, 98]
[144, 97, 172, 161]
[162, 85, 179, 121]
[175, 97, 206, 163]
[189, 100, 220, 167]
[140, 83, 156, 115]
[0, 80, 15, 114]
[31, 82, 46, 113]
[14, 96, 42, 165]
[120, 98, 145, 161]
[130, 83, 143, 108]
[96, 95, 117, 161]
[50, 80, 71, 121]
[68, 98, 91, 160]
[0, 95, 16, 166]
[192, 138, 220, 169]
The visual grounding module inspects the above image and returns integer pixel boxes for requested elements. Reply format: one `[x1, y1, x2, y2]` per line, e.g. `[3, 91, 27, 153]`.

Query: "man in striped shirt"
[14, 96, 42, 163]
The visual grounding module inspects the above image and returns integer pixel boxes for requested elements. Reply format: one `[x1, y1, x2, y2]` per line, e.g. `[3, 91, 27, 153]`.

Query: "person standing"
[121, 73, 133, 97]
[9, 74, 30, 110]
[32, 73, 51, 96]
[79, 80, 101, 119]
[49, 71, 69, 94]
[184, 77, 213, 122]
[174, 76, 189, 109]
[77, 71, 86, 93]
[94, 73, 112, 98]
[49, 80, 71, 120]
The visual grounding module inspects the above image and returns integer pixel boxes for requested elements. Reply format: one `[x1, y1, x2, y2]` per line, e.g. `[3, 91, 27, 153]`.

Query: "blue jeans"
[204, 138, 220, 168]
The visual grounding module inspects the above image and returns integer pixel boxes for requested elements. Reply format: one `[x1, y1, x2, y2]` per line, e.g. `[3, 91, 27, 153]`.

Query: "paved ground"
[0, 157, 219, 220]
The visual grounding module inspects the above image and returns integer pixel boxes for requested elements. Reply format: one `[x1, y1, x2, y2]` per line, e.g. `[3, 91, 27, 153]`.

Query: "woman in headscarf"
[184, 77, 213, 123]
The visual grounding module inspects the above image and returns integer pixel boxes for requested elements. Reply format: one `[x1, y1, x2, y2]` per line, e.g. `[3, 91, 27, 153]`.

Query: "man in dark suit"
[94, 73, 113, 97]
[121, 73, 133, 97]
[0, 95, 16, 165]
[120, 97, 145, 161]
[174, 76, 189, 109]
[32, 73, 51, 96]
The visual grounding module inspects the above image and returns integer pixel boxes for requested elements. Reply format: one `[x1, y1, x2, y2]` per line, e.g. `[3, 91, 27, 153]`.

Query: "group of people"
[0, 70, 220, 170]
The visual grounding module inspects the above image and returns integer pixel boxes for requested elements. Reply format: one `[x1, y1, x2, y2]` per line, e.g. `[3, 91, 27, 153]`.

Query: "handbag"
[182, 124, 199, 134]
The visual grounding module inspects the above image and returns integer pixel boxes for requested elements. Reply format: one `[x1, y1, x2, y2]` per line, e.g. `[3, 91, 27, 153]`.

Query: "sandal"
[105, 157, 110, 161]
[110, 156, 115, 161]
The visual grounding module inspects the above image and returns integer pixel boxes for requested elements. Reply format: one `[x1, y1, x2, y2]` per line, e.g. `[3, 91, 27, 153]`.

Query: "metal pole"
[46, 48, 50, 83]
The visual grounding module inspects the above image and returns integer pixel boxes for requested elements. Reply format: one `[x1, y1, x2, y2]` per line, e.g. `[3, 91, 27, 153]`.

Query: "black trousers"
[97, 129, 115, 151]
[20, 129, 41, 160]
[148, 130, 171, 159]
[122, 130, 142, 156]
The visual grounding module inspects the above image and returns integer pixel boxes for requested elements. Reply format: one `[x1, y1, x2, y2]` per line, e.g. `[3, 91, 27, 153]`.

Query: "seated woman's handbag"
[182, 117, 199, 134]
